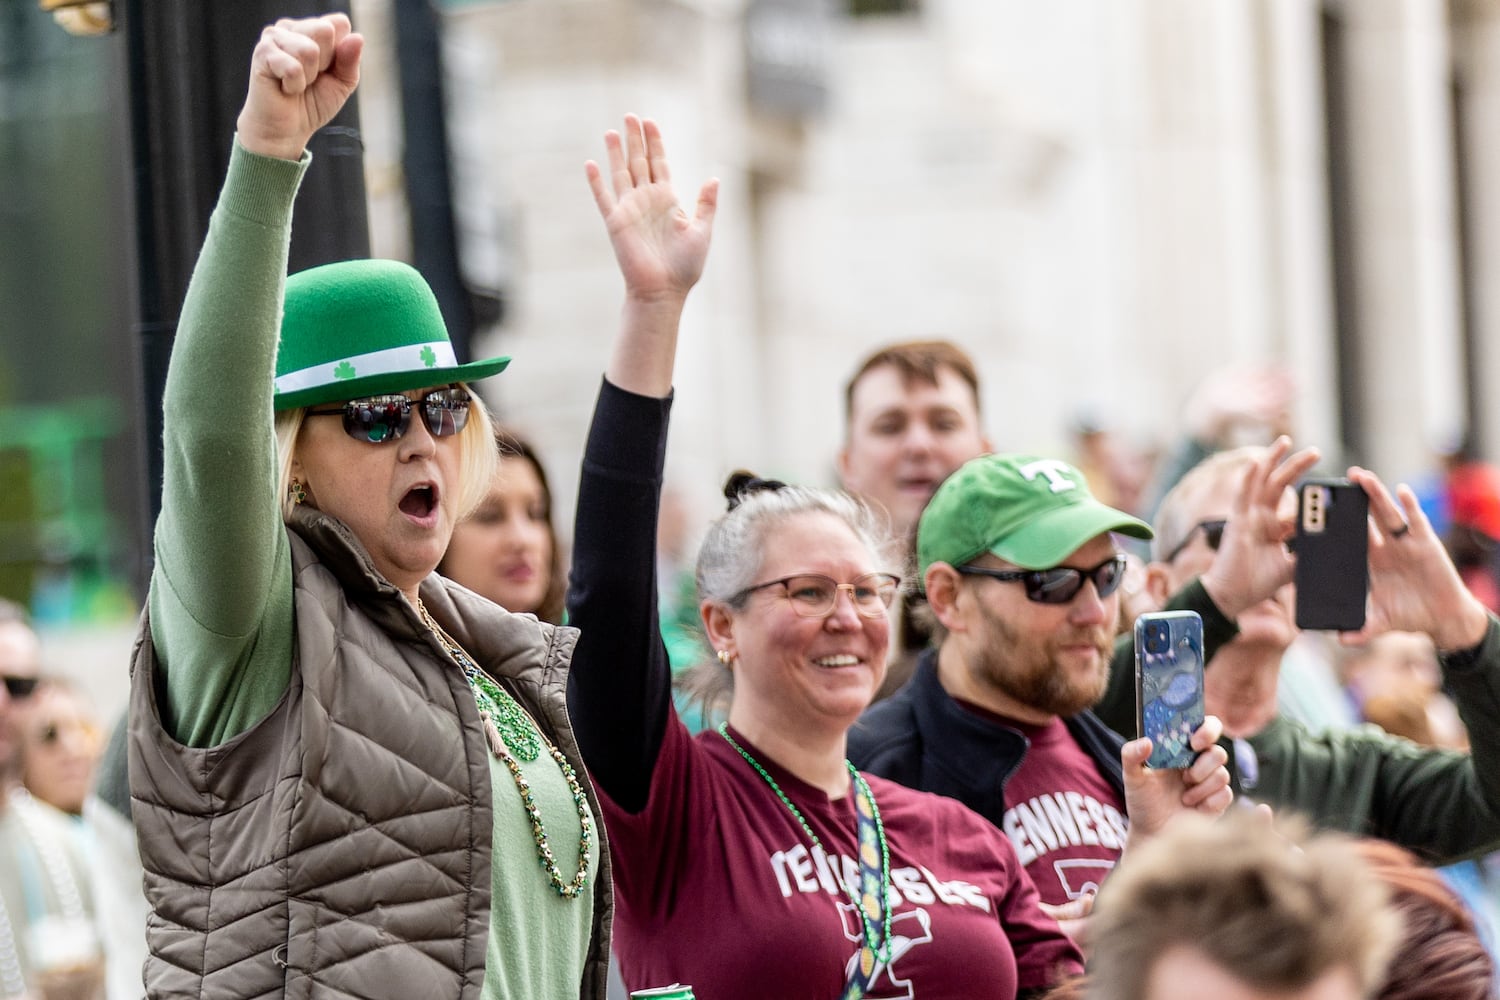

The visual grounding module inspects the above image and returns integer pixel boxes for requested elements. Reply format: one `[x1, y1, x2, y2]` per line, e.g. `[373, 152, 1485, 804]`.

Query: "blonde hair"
[1087, 813, 1398, 1000]
[275, 383, 498, 522]
[1151, 446, 1265, 562]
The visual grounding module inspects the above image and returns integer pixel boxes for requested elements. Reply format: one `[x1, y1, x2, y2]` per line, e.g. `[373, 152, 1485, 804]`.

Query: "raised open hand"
[1344, 467, 1489, 652]
[1198, 437, 1320, 618]
[237, 14, 363, 162]
[586, 115, 718, 303]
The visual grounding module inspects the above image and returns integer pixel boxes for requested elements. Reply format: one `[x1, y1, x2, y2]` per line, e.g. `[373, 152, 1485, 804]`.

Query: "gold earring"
[289, 478, 307, 505]
[716, 649, 731, 666]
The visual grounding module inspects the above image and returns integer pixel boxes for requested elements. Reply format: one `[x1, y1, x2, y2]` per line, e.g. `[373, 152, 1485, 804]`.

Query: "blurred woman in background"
[441, 426, 566, 623]
[18, 679, 101, 818]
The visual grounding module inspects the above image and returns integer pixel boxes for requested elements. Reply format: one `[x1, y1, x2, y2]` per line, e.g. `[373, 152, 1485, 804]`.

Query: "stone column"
[1265, 0, 1340, 454]
[1332, 0, 1465, 478]
[1452, 0, 1500, 457]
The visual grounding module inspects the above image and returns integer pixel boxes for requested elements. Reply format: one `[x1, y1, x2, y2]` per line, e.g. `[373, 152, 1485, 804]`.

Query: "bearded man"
[848, 446, 1312, 905]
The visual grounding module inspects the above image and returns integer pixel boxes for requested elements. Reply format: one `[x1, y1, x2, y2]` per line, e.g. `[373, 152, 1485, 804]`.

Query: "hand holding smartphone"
[1134, 611, 1206, 769]
[1293, 478, 1368, 631]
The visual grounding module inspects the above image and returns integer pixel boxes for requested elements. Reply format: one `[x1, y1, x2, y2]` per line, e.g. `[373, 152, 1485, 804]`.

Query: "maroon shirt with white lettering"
[600, 718, 1082, 1000]
[990, 715, 1128, 905]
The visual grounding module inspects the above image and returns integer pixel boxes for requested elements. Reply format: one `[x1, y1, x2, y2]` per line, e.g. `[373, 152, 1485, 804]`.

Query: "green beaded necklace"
[418, 599, 593, 900]
[717, 723, 893, 968]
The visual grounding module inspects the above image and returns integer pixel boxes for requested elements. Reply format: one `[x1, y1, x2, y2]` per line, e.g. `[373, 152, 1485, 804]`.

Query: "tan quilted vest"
[128, 508, 611, 999]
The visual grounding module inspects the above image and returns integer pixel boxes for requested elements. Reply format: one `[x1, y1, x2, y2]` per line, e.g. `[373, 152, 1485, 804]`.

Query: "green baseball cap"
[272, 259, 511, 411]
[917, 453, 1153, 577]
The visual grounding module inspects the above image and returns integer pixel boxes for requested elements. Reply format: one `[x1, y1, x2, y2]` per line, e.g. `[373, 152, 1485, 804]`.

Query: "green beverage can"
[629, 987, 695, 999]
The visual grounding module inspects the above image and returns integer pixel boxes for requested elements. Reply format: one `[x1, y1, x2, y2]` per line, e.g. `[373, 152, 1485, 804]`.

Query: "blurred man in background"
[838, 339, 992, 697]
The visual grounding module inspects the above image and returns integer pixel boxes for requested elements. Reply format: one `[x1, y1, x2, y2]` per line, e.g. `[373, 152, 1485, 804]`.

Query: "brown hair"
[493, 427, 566, 625]
[437, 425, 566, 625]
[1355, 840, 1495, 1000]
[842, 340, 982, 425]
[1087, 813, 1398, 1000]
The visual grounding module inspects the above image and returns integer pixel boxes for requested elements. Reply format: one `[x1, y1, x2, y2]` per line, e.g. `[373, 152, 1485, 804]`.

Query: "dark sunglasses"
[2, 676, 38, 699]
[306, 387, 471, 444]
[955, 555, 1128, 605]
[1162, 519, 1227, 563]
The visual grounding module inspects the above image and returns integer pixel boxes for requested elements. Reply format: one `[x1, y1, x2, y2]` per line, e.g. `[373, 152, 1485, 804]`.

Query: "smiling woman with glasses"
[565, 172, 1083, 992]
[122, 16, 714, 1000]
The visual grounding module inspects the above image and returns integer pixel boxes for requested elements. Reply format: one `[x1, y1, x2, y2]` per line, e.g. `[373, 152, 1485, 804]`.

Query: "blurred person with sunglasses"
[1089, 445, 1500, 866]
[17, 680, 100, 819]
[563, 129, 1092, 992]
[112, 14, 722, 998]
[848, 451, 1260, 929]
[0, 602, 105, 999]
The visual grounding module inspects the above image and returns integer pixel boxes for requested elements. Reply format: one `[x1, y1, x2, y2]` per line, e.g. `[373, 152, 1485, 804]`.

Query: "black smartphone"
[1134, 610, 1206, 769]
[1293, 478, 1368, 631]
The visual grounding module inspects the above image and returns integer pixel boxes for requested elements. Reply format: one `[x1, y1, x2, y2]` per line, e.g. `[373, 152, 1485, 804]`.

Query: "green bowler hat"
[273, 259, 511, 411]
[918, 453, 1153, 577]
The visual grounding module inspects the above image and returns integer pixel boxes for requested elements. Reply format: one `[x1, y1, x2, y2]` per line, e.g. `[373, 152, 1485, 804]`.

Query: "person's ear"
[702, 600, 737, 662]
[924, 564, 968, 632]
[1144, 562, 1173, 608]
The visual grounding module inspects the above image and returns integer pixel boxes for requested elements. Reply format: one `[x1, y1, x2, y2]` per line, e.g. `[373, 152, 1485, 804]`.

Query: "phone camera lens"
[1145, 625, 1170, 654]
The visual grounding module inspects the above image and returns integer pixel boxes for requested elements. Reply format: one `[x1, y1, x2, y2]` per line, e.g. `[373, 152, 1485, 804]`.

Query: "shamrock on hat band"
[272, 259, 510, 411]
[274, 341, 458, 396]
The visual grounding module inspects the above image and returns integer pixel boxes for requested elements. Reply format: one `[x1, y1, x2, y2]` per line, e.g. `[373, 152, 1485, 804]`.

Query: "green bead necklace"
[717, 723, 893, 968]
[418, 599, 593, 900]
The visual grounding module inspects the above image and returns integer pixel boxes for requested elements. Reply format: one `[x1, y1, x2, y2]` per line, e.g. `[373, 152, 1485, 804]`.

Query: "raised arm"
[588, 116, 718, 394]
[151, 15, 362, 747]
[1345, 466, 1490, 652]
[567, 116, 717, 810]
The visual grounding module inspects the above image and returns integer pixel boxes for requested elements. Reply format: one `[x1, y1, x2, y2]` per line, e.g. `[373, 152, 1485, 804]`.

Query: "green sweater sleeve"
[1246, 616, 1500, 863]
[147, 141, 309, 749]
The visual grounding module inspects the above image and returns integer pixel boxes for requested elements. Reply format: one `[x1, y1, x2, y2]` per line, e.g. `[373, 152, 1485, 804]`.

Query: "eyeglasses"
[735, 573, 901, 619]
[2, 676, 38, 699]
[1162, 519, 1227, 564]
[306, 387, 471, 444]
[955, 555, 1128, 605]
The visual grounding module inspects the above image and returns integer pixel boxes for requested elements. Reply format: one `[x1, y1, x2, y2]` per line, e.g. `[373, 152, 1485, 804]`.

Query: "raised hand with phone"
[1344, 466, 1490, 653]
[1094, 441, 1500, 867]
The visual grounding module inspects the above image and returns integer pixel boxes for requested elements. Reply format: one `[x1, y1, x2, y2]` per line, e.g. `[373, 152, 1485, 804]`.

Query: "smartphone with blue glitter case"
[1134, 610, 1205, 769]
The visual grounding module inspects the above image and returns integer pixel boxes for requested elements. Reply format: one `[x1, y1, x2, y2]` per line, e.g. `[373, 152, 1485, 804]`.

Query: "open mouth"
[400, 484, 438, 519]
[813, 654, 862, 669]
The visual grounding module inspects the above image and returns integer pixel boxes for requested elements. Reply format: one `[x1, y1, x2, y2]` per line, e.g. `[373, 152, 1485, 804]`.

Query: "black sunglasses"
[955, 555, 1128, 606]
[1162, 519, 1227, 563]
[2, 676, 38, 699]
[306, 387, 471, 444]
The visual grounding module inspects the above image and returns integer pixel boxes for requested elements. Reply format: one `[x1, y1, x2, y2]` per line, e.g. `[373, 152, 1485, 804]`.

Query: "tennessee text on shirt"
[1002, 792, 1129, 867]
[769, 842, 992, 913]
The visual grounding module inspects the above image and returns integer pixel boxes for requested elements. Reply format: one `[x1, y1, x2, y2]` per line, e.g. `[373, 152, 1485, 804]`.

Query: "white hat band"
[274, 341, 459, 394]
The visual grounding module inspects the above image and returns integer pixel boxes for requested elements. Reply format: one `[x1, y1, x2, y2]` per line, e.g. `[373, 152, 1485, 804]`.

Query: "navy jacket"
[847, 648, 1125, 832]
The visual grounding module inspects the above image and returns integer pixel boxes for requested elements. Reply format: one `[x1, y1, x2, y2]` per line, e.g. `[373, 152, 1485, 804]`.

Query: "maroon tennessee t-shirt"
[600, 718, 1083, 1000]
[963, 707, 1127, 906]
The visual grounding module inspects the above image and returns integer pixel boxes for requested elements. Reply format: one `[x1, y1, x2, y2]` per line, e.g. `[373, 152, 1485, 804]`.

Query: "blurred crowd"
[10, 11, 1500, 1000]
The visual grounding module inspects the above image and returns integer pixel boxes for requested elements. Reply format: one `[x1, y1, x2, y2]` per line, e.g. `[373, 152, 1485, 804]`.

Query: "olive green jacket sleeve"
[1246, 616, 1500, 864]
[146, 142, 308, 748]
[1096, 578, 1240, 739]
